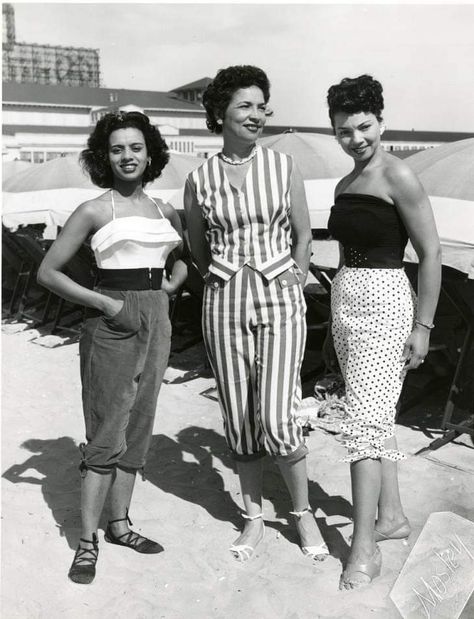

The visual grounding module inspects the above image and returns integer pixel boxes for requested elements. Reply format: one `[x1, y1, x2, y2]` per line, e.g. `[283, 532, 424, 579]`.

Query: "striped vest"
[188, 146, 295, 281]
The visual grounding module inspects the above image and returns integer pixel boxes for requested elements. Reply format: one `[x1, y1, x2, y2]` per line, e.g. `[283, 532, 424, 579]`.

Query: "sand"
[2, 325, 474, 619]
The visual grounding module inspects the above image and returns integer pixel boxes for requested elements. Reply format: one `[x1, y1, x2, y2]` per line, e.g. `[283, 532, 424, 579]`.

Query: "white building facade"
[2, 82, 222, 162]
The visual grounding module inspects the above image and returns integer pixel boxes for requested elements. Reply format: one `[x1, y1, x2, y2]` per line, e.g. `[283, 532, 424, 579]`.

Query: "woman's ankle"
[376, 512, 407, 527]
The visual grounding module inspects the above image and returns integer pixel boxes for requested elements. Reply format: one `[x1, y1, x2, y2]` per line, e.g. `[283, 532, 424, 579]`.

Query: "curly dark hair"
[203, 65, 272, 134]
[327, 75, 384, 129]
[80, 111, 169, 188]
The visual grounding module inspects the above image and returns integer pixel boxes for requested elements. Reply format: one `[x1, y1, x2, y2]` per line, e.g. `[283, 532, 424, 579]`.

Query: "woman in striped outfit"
[184, 65, 328, 563]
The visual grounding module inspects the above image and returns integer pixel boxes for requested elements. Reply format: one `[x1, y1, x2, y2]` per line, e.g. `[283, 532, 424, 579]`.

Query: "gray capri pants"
[79, 287, 171, 474]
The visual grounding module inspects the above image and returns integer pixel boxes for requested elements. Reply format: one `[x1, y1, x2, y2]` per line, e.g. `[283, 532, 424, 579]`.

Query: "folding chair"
[2, 226, 31, 315]
[301, 263, 336, 386]
[4, 229, 54, 324]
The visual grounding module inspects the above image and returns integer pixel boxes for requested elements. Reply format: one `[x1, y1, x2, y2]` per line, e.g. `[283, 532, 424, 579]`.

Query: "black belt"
[97, 268, 163, 290]
[343, 246, 404, 269]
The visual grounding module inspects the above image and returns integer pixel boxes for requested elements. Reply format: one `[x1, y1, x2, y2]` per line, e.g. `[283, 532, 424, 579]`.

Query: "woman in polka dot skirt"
[323, 75, 441, 590]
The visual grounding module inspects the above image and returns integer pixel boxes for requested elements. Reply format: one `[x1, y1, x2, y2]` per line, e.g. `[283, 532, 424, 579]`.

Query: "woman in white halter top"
[38, 111, 187, 584]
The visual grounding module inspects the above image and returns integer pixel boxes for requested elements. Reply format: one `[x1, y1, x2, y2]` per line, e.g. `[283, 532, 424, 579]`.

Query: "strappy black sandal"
[68, 533, 99, 584]
[104, 509, 163, 554]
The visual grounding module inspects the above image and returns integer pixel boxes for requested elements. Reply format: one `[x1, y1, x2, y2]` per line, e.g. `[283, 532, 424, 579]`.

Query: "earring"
[217, 119, 223, 125]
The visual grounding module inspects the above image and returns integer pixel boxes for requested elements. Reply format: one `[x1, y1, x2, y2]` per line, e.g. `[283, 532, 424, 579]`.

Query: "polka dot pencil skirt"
[331, 266, 416, 462]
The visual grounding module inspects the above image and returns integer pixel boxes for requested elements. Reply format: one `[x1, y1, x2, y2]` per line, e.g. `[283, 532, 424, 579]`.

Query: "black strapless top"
[327, 193, 409, 268]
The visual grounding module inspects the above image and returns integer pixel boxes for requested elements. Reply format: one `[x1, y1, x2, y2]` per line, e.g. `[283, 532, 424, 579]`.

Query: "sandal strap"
[79, 533, 99, 550]
[111, 529, 146, 548]
[108, 508, 133, 527]
[74, 534, 99, 565]
[73, 547, 98, 565]
[242, 512, 264, 521]
[289, 507, 312, 519]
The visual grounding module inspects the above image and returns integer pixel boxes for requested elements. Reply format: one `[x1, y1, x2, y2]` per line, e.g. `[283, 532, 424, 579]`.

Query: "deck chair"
[4, 229, 55, 324]
[2, 226, 32, 315]
[300, 263, 336, 386]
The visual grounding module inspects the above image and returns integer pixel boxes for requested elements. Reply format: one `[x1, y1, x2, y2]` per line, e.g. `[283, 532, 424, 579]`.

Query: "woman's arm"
[289, 163, 312, 284]
[183, 178, 211, 278]
[37, 202, 122, 316]
[388, 162, 442, 371]
[161, 203, 188, 295]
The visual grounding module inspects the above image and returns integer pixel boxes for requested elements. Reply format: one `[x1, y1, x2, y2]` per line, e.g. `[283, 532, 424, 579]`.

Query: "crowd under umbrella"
[2, 151, 203, 234]
[259, 132, 352, 229]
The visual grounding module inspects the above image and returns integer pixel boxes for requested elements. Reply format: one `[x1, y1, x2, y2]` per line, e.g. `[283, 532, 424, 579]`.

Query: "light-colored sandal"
[290, 507, 330, 561]
[374, 517, 411, 543]
[339, 545, 382, 590]
[229, 512, 265, 562]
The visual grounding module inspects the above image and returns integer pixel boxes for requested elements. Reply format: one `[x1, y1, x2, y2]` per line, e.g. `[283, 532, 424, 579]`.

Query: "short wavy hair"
[80, 111, 169, 188]
[203, 65, 272, 134]
[327, 74, 384, 129]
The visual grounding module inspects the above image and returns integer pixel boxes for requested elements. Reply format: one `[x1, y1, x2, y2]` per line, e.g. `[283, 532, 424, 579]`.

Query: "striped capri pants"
[202, 264, 308, 463]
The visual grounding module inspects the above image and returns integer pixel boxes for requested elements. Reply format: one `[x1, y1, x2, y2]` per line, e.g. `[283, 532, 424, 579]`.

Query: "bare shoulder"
[382, 153, 426, 206]
[69, 191, 111, 229]
[334, 175, 351, 197]
[383, 153, 419, 186]
[153, 199, 176, 219]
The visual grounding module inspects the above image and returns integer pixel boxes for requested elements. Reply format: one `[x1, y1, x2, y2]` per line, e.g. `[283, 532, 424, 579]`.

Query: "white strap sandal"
[229, 512, 265, 562]
[290, 507, 330, 562]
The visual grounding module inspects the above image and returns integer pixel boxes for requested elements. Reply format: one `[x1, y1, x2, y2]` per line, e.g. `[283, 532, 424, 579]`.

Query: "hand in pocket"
[102, 296, 125, 319]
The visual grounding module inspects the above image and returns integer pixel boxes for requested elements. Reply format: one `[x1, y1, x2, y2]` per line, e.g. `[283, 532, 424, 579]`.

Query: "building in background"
[2, 81, 222, 162]
[170, 77, 212, 104]
[2, 3, 100, 88]
[262, 126, 474, 158]
[3, 2, 472, 166]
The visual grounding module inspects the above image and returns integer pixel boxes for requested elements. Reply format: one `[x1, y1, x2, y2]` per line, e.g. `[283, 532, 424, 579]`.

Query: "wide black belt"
[343, 246, 404, 269]
[97, 268, 163, 290]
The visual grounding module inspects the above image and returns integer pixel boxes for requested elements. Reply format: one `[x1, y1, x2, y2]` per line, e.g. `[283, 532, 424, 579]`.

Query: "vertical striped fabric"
[203, 266, 307, 458]
[188, 146, 295, 281]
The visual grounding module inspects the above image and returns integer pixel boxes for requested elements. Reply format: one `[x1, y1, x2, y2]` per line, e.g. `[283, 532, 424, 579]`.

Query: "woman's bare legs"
[232, 459, 265, 551]
[375, 436, 410, 534]
[278, 456, 326, 549]
[107, 467, 137, 536]
[79, 469, 113, 548]
[343, 458, 381, 587]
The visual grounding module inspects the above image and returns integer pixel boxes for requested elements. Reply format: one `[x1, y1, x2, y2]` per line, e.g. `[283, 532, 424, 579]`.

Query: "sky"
[10, 2, 474, 132]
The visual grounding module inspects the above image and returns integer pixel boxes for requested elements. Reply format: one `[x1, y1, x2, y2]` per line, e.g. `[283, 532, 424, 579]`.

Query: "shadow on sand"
[146, 425, 352, 559]
[2, 437, 81, 549]
[3, 429, 353, 560]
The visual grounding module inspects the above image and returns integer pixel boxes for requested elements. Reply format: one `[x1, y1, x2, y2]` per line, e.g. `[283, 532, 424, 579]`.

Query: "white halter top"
[90, 191, 181, 269]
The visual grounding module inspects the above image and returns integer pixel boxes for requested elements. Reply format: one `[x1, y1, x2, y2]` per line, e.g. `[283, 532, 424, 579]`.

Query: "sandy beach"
[2, 322, 474, 619]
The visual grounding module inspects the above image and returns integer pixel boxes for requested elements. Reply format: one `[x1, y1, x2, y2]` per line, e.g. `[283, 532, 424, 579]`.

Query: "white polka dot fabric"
[331, 266, 416, 462]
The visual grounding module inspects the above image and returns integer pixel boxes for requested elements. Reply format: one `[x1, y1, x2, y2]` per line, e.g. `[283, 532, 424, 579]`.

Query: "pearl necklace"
[219, 147, 257, 166]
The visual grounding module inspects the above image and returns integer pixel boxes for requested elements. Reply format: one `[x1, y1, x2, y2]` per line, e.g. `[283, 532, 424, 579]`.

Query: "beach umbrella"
[259, 132, 352, 229]
[406, 138, 474, 201]
[2, 152, 203, 232]
[148, 151, 202, 191]
[2, 160, 35, 182]
[404, 139, 474, 278]
[3, 154, 94, 192]
[259, 131, 351, 180]
[3, 151, 202, 193]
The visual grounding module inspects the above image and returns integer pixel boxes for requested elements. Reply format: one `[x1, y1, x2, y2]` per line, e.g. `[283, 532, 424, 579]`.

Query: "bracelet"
[415, 319, 435, 330]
